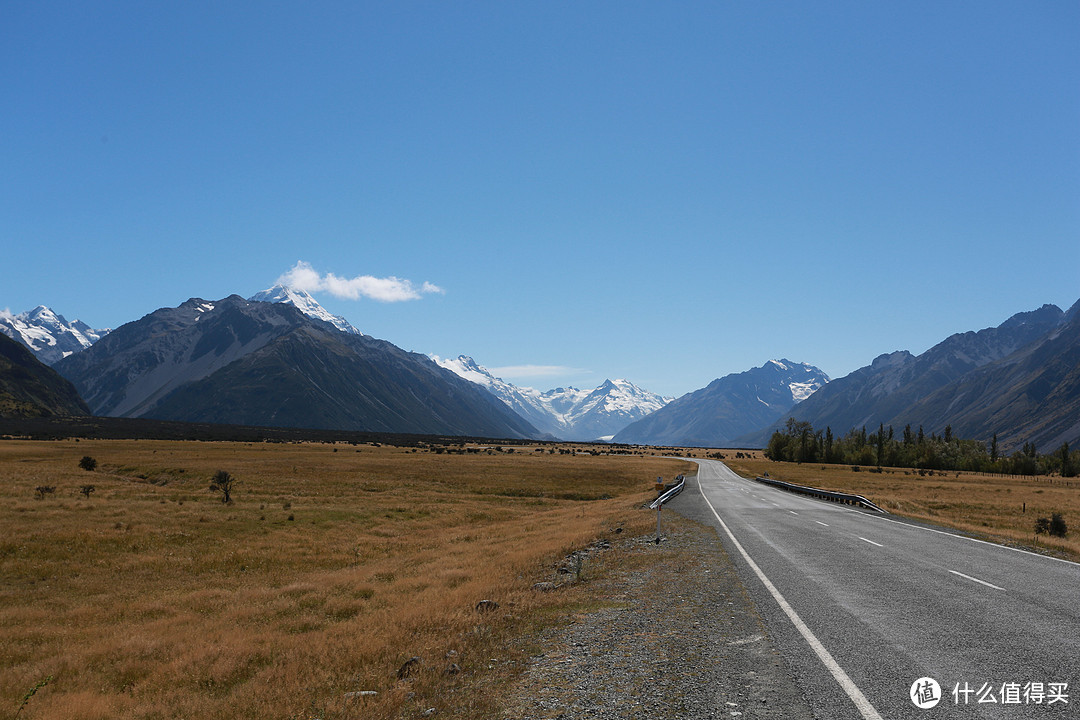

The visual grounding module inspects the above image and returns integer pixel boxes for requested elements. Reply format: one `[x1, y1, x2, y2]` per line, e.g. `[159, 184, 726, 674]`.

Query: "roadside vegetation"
[765, 418, 1078, 477]
[0, 438, 691, 719]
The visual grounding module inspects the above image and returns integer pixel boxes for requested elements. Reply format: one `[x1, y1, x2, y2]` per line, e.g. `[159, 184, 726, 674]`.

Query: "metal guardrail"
[649, 474, 686, 509]
[753, 475, 887, 513]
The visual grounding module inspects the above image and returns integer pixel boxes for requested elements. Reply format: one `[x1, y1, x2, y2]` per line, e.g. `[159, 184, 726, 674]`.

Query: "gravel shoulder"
[500, 491, 814, 719]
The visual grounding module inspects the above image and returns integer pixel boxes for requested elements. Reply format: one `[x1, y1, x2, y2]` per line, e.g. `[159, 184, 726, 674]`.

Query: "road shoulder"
[500, 506, 813, 719]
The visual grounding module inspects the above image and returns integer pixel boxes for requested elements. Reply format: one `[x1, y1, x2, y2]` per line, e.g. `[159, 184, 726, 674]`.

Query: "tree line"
[765, 419, 1078, 477]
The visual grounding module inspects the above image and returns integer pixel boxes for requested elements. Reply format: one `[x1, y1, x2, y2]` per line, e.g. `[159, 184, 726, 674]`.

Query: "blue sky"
[3, 2, 1078, 398]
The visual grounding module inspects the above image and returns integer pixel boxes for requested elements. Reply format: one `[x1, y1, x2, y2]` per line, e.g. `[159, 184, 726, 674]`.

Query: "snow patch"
[789, 381, 822, 403]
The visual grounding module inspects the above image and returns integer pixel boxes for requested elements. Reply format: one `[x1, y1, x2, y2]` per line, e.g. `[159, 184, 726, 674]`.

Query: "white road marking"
[698, 477, 884, 720]
[949, 570, 1005, 591]
[859, 537, 883, 548]
[816, 521, 829, 527]
[825, 490, 1080, 568]
[789, 510, 799, 515]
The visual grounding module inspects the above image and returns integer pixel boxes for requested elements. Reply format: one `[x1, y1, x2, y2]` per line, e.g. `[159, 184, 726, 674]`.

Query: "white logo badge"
[911, 677, 942, 709]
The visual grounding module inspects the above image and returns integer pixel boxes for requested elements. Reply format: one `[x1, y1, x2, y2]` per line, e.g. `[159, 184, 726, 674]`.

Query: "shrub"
[79, 456, 97, 472]
[34, 486, 56, 500]
[79, 485, 95, 499]
[208, 470, 237, 504]
[1050, 513, 1068, 538]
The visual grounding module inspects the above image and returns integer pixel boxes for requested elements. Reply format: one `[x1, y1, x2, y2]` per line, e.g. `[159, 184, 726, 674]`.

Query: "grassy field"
[716, 450, 1080, 562]
[0, 439, 692, 720]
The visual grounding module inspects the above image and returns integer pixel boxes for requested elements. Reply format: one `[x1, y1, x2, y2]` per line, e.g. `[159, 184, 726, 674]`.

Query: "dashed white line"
[698, 475, 884, 720]
[859, 537, 883, 547]
[835, 497, 1080, 568]
[949, 570, 1005, 591]
[816, 521, 829, 527]
[789, 510, 799, 515]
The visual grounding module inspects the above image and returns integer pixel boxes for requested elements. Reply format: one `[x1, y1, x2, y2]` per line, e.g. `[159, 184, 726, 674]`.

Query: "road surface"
[667, 459, 1080, 719]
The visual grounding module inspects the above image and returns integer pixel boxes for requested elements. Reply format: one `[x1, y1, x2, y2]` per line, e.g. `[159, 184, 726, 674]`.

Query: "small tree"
[34, 486, 55, 500]
[79, 484, 95, 499]
[1050, 513, 1068, 538]
[1035, 517, 1051, 536]
[79, 456, 97, 472]
[209, 470, 237, 504]
[1060, 442, 1075, 478]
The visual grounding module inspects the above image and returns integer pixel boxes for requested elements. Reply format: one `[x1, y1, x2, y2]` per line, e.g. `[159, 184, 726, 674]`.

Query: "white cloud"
[277, 261, 444, 303]
[488, 364, 591, 379]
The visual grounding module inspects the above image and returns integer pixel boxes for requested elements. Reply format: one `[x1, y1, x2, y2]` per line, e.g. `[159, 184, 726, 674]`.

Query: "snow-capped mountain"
[432, 355, 673, 441]
[54, 296, 538, 438]
[248, 285, 362, 335]
[613, 359, 830, 447]
[0, 306, 110, 366]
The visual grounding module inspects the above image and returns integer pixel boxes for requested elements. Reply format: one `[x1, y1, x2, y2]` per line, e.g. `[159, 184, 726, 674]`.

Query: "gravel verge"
[500, 507, 814, 719]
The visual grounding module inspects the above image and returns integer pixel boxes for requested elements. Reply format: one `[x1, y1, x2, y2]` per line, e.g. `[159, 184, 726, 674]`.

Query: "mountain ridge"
[740, 300, 1079, 451]
[55, 295, 539, 438]
[0, 332, 91, 417]
[612, 359, 829, 447]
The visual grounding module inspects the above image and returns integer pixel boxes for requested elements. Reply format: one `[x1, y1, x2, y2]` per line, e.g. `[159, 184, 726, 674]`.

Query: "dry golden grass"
[0, 439, 693, 719]
[718, 452, 1080, 562]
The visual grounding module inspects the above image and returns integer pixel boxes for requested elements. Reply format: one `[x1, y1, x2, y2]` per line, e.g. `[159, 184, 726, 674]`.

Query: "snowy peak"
[432, 355, 494, 387]
[432, 356, 672, 441]
[248, 285, 362, 335]
[580, 378, 671, 417]
[766, 358, 829, 403]
[0, 305, 110, 365]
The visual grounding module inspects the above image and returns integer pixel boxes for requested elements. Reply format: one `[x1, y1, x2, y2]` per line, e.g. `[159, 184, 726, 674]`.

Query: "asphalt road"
[666, 459, 1080, 719]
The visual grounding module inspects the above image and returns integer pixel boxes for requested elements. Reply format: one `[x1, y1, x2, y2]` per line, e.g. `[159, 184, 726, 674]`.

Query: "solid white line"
[816, 521, 830, 527]
[859, 537, 883, 548]
[949, 570, 1005, 591]
[698, 475, 884, 720]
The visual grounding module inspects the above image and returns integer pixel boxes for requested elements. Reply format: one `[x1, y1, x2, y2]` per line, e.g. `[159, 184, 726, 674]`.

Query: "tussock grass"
[0, 439, 691, 719]
[720, 452, 1080, 561]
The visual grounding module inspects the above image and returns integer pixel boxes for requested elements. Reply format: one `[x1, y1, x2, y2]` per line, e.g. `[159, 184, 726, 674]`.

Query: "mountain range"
[53, 294, 538, 438]
[740, 300, 1080, 452]
[612, 359, 829, 447]
[432, 355, 672, 441]
[2, 288, 1077, 451]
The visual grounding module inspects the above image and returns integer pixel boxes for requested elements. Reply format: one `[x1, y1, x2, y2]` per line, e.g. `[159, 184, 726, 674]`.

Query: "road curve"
[666, 459, 1080, 720]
